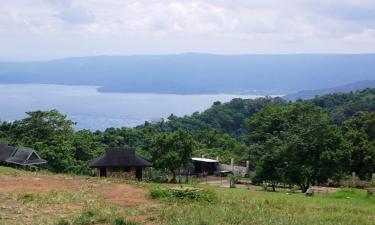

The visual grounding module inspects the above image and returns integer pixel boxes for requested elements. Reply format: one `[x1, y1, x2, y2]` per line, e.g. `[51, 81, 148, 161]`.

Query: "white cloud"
[0, 0, 374, 59]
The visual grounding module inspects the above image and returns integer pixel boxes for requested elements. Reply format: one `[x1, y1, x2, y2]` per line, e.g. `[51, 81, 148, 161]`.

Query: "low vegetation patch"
[149, 186, 218, 203]
[329, 188, 375, 201]
[0, 166, 22, 175]
[114, 217, 141, 225]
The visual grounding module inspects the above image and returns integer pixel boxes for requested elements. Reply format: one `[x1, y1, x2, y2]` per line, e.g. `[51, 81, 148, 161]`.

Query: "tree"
[251, 137, 286, 191]
[149, 130, 195, 182]
[247, 102, 350, 192]
[341, 111, 375, 180]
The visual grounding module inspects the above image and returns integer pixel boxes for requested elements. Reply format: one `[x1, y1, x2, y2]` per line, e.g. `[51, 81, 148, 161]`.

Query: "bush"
[330, 188, 370, 200]
[17, 193, 35, 202]
[114, 218, 140, 225]
[149, 187, 217, 203]
[54, 218, 70, 225]
[228, 174, 240, 188]
[73, 208, 108, 225]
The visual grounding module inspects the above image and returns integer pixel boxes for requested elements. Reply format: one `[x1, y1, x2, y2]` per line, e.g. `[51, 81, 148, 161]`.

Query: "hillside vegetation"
[0, 89, 374, 184]
[0, 167, 374, 225]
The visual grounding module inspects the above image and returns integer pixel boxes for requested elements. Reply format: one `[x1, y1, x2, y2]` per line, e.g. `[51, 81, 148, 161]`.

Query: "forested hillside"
[0, 88, 374, 187]
[284, 80, 375, 100]
[142, 88, 375, 137]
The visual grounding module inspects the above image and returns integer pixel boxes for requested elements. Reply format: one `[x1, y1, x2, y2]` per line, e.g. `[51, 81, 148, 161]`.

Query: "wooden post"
[231, 158, 234, 173]
[246, 161, 250, 176]
[352, 172, 356, 187]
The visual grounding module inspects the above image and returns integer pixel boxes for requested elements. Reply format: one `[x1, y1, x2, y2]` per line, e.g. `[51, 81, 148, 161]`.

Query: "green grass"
[156, 186, 375, 225]
[0, 166, 23, 175]
[149, 186, 218, 203]
[2, 167, 375, 225]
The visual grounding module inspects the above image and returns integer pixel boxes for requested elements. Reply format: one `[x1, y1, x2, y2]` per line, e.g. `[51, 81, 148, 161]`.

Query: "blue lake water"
[0, 84, 270, 130]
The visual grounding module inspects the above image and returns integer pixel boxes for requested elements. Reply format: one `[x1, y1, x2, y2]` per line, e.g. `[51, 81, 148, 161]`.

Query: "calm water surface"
[0, 84, 270, 130]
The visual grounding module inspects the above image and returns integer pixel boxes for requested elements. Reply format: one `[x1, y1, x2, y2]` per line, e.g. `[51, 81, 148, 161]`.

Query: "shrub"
[113, 218, 140, 225]
[54, 218, 70, 225]
[17, 193, 35, 202]
[149, 187, 217, 203]
[261, 182, 269, 191]
[330, 188, 370, 200]
[73, 208, 108, 225]
[228, 174, 240, 188]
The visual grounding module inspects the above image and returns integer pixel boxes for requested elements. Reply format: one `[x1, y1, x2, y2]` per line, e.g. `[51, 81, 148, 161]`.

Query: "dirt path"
[0, 173, 156, 225]
[0, 174, 152, 205]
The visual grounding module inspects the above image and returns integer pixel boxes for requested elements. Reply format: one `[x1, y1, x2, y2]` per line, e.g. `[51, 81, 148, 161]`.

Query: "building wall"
[107, 167, 136, 179]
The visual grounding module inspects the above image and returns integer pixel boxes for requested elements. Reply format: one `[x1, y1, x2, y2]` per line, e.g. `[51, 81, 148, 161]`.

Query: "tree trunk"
[170, 170, 177, 183]
[301, 180, 311, 193]
[271, 182, 276, 192]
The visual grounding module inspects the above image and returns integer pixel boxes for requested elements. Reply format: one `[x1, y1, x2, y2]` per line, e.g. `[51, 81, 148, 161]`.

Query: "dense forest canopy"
[0, 88, 374, 188]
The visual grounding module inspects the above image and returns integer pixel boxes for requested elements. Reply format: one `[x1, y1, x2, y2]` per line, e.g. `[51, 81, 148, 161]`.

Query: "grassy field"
[0, 166, 374, 225]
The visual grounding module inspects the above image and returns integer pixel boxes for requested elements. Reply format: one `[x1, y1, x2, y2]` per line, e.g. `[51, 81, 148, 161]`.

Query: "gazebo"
[90, 147, 152, 180]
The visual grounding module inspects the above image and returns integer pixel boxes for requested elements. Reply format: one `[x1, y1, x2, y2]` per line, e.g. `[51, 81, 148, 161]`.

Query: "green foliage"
[139, 97, 284, 137]
[341, 111, 375, 180]
[149, 187, 218, 203]
[330, 188, 372, 200]
[73, 208, 108, 225]
[228, 174, 240, 188]
[17, 193, 35, 202]
[149, 130, 195, 182]
[311, 88, 375, 124]
[247, 102, 350, 191]
[158, 186, 375, 225]
[54, 218, 70, 225]
[0, 110, 106, 174]
[0, 89, 374, 181]
[0, 166, 22, 175]
[113, 218, 140, 225]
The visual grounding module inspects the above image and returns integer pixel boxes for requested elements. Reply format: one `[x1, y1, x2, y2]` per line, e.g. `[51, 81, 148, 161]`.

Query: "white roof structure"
[192, 157, 218, 163]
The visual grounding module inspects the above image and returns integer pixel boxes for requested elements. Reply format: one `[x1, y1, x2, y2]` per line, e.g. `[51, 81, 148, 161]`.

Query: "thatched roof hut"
[90, 148, 152, 180]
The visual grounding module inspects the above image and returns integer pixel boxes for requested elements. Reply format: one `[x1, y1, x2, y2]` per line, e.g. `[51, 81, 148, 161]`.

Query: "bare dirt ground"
[203, 176, 338, 193]
[0, 173, 157, 225]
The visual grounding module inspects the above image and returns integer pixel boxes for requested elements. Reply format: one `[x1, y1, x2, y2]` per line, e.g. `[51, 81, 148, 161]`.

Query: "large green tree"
[341, 111, 375, 180]
[149, 130, 195, 182]
[247, 102, 350, 191]
[1, 110, 105, 174]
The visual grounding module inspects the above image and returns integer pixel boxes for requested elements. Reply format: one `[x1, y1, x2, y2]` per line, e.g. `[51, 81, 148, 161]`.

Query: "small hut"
[89, 148, 152, 180]
[192, 157, 219, 175]
[0, 144, 47, 167]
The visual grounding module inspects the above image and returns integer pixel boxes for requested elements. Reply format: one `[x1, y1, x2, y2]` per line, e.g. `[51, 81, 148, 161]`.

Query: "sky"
[0, 0, 375, 60]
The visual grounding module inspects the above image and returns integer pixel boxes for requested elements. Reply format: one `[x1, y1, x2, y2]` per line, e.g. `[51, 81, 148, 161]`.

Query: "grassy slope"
[0, 166, 374, 225]
[159, 187, 375, 225]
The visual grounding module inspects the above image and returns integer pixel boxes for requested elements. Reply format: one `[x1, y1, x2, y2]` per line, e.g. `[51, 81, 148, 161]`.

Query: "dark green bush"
[54, 218, 70, 225]
[113, 218, 140, 225]
[149, 187, 217, 203]
[73, 208, 108, 225]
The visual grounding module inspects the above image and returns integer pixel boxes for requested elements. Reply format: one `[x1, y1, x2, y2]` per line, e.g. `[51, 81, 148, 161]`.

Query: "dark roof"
[90, 148, 152, 168]
[0, 145, 47, 166]
[0, 144, 16, 162]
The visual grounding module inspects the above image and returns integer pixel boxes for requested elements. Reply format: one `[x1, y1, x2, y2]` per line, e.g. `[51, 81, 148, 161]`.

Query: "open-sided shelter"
[192, 157, 219, 175]
[90, 147, 152, 180]
[0, 144, 47, 167]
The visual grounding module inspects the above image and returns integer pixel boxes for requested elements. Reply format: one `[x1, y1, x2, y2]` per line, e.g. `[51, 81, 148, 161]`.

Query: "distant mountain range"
[1, 53, 375, 94]
[283, 80, 375, 100]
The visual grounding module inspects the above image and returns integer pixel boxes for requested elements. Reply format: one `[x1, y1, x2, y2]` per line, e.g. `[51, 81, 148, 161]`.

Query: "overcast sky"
[1, 0, 375, 60]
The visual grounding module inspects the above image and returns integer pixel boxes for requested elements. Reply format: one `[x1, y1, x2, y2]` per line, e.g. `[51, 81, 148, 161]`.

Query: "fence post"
[231, 158, 234, 173]
[246, 161, 250, 176]
[352, 172, 356, 187]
